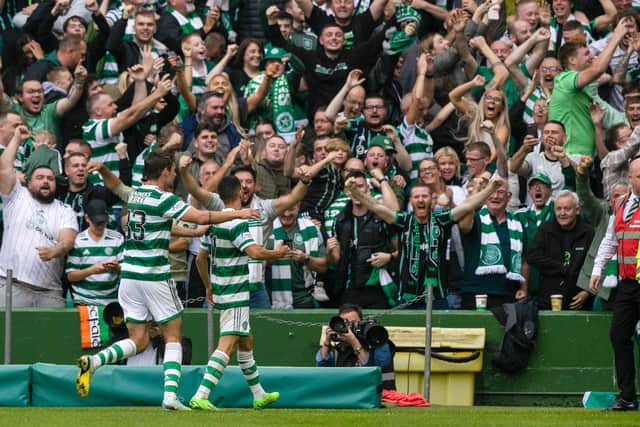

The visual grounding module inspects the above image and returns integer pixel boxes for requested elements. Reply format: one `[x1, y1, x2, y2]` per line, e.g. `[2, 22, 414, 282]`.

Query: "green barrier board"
[30, 364, 381, 408]
[0, 365, 30, 406]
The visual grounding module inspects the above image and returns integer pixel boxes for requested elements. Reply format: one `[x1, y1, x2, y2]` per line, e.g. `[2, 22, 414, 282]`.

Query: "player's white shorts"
[119, 278, 183, 324]
[219, 306, 251, 336]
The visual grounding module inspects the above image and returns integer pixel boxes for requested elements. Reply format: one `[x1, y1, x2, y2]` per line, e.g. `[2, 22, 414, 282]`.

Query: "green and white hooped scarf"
[168, 6, 203, 35]
[366, 267, 397, 308]
[270, 217, 320, 308]
[476, 206, 525, 283]
[245, 72, 296, 142]
[101, 16, 135, 84]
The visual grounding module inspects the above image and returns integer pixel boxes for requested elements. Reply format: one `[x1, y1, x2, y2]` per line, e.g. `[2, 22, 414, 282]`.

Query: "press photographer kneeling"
[316, 304, 396, 390]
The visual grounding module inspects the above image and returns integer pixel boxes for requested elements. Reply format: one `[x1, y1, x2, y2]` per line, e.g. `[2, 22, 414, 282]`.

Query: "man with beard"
[0, 125, 78, 307]
[526, 190, 594, 310]
[194, 92, 243, 160]
[510, 121, 575, 197]
[256, 135, 291, 199]
[343, 173, 505, 307]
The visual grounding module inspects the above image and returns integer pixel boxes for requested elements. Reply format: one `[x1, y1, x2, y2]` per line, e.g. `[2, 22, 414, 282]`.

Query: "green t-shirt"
[548, 70, 594, 156]
[12, 101, 60, 145]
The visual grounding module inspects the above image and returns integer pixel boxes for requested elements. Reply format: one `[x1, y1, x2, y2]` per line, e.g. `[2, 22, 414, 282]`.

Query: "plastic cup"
[550, 294, 563, 311]
[475, 294, 488, 311]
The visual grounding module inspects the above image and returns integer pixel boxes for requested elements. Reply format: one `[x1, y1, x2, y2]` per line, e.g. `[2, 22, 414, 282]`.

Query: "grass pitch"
[0, 406, 638, 427]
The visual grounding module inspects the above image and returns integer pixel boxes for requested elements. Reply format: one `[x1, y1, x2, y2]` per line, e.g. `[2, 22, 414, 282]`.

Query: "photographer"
[316, 304, 396, 390]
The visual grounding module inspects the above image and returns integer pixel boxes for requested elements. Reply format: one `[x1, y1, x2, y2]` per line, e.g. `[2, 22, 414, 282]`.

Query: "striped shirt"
[0, 183, 78, 290]
[201, 211, 256, 309]
[399, 118, 434, 184]
[132, 142, 157, 188]
[324, 190, 382, 237]
[83, 118, 123, 186]
[121, 185, 190, 282]
[66, 229, 124, 305]
[523, 87, 546, 125]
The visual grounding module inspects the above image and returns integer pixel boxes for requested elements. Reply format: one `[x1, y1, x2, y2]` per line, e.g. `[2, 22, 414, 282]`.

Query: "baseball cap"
[85, 199, 109, 224]
[368, 134, 396, 153]
[527, 173, 552, 187]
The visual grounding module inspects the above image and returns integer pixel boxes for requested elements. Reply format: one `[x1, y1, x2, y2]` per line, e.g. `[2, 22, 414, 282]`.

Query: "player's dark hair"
[218, 175, 241, 203]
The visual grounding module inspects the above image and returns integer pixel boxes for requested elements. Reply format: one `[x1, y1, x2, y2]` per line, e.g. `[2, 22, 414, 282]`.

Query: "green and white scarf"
[270, 217, 320, 308]
[245, 72, 297, 142]
[168, 6, 203, 35]
[366, 267, 397, 308]
[476, 206, 525, 283]
[529, 199, 554, 227]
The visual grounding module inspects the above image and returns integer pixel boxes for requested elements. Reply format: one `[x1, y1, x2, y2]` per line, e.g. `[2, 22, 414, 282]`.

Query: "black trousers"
[610, 279, 640, 400]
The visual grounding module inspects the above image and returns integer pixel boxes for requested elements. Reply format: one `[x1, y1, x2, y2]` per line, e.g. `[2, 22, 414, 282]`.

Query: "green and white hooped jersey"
[66, 229, 124, 305]
[399, 118, 434, 184]
[121, 185, 189, 282]
[132, 142, 158, 188]
[201, 213, 256, 310]
[523, 86, 546, 125]
[83, 118, 123, 186]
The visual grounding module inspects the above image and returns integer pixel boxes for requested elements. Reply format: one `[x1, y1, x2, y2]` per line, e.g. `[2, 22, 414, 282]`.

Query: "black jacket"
[525, 217, 595, 310]
[332, 205, 394, 299]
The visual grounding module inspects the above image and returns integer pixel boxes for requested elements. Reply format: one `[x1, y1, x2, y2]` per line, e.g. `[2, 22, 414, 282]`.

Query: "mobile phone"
[283, 239, 293, 247]
[526, 124, 538, 138]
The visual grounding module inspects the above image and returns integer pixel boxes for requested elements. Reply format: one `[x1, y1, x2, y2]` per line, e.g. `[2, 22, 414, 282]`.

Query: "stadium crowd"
[2, 0, 640, 319]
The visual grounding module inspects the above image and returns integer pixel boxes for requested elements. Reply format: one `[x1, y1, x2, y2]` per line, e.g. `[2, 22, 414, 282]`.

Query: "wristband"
[378, 176, 388, 183]
[353, 346, 363, 354]
[424, 73, 434, 78]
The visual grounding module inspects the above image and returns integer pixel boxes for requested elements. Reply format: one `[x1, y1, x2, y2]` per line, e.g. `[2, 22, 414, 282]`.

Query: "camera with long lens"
[328, 316, 389, 348]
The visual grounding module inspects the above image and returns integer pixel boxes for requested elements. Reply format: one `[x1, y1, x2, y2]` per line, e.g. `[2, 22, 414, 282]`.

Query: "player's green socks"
[92, 338, 137, 369]
[163, 342, 183, 402]
[194, 350, 229, 399]
[237, 350, 266, 400]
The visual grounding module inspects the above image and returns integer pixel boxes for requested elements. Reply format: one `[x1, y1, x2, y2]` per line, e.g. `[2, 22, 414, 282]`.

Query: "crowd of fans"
[0, 0, 639, 313]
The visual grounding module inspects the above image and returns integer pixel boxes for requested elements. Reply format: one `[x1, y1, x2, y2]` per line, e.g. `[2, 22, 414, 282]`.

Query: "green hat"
[527, 173, 552, 187]
[395, 4, 421, 24]
[369, 134, 396, 153]
[260, 46, 287, 70]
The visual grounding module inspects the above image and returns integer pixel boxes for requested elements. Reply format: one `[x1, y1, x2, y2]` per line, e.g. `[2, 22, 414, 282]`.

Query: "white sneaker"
[162, 397, 192, 411]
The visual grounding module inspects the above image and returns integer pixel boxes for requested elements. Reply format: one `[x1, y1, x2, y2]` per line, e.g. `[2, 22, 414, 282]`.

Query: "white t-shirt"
[0, 182, 78, 290]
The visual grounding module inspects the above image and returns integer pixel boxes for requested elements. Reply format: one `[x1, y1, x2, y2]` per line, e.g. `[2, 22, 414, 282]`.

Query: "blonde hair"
[325, 138, 351, 156]
[434, 146, 462, 178]
[463, 90, 511, 149]
[34, 130, 56, 148]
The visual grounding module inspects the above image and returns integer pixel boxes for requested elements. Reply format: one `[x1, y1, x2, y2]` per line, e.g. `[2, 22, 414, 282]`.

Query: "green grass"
[0, 407, 638, 427]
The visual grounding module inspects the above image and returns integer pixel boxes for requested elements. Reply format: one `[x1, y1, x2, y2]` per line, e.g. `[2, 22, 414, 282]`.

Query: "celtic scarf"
[269, 217, 320, 308]
[366, 267, 397, 307]
[528, 199, 554, 227]
[101, 16, 135, 84]
[476, 206, 525, 283]
[168, 6, 203, 35]
[245, 72, 296, 142]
